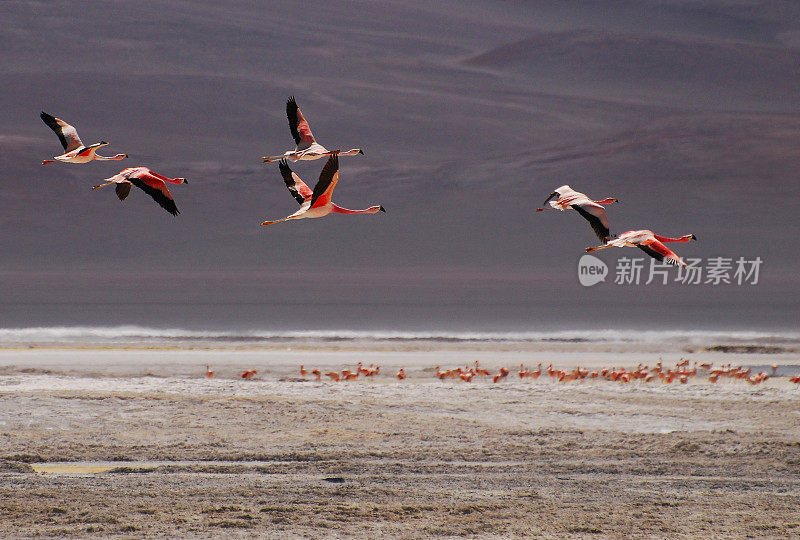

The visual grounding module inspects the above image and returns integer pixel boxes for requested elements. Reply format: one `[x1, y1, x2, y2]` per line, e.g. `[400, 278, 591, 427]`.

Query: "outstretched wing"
[278, 159, 313, 204]
[286, 96, 316, 145]
[637, 239, 685, 266]
[129, 175, 179, 216]
[309, 154, 339, 209]
[571, 203, 612, 242]
[40, 112, 83, 152]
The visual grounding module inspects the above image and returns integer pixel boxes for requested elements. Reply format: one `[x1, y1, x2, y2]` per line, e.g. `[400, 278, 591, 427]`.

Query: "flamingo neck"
[331, 204, 380, 214]
[653, 234, 692, 243]
[163, 177, 186, 185]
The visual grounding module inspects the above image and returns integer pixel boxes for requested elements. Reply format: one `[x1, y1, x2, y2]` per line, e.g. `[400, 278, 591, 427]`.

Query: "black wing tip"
[318, 154, 339, 181]
[286, 96, 301, 144]
[570, 204, 611, 243]
[129, 177, 180, 216]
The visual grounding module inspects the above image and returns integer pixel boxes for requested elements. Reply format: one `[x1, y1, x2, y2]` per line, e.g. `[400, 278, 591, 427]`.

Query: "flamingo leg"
[92, 180, 116, 190]
[261, 217, 292, 226]
[585, 243, 613, 253]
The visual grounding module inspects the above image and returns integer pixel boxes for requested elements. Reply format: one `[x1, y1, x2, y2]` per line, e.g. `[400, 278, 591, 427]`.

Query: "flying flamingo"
[586, 230, 696, 266]
[262, 96, 363, 163]
[91, 167, 188, 216]
[537, 185, 618, 242]
[40, 112, 128, 165]
[261, 155, 384, 226]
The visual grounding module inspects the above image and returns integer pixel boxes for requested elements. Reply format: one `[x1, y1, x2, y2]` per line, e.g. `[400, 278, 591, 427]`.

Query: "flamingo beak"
[379, 206, 386, 213]
[358, 149, 365, 155]
[690, 234, 697, 240]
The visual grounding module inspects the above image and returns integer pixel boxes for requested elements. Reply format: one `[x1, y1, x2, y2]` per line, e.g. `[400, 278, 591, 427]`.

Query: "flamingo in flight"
[261, 96, 363, 163]
[92, 167, 188, 216]
[537, 185, 618, 242]
[261, 154, 384, 226]
[40, 112, 127, 165]
[586, 230, 697, 266]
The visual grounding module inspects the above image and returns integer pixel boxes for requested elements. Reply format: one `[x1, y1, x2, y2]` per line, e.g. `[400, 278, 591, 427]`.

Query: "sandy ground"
[1, 346, 799, 538]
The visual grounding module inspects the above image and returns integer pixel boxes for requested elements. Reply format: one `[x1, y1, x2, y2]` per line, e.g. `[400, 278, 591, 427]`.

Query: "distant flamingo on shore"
[205, 365, 214, 378]
[241, 370, 257, 380]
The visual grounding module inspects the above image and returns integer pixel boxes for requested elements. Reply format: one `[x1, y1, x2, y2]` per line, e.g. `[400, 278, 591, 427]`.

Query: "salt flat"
[1, 346, 799, 538]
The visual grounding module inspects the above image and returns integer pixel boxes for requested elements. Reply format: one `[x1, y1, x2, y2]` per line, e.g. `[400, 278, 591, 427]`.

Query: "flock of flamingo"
[200, 361, 800, 386]
[41, 100, 693, 261]
[41, 99, 798, 383]
[536, 185, 696, 266]
[40, 96, 383, 222]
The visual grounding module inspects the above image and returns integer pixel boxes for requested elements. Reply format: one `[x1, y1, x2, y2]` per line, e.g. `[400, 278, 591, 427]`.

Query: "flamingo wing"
[278, 159, 313, 204]
[571, 203, 612, 242]
[40, 112, 83, 152]
[309, 154, 339, 209]
[286, 96, 315, 145]
[637, 238, 685, 266]
[134, 167, 185, 185]
[128, 174, 179, 216]
[115, 182, 132, 201]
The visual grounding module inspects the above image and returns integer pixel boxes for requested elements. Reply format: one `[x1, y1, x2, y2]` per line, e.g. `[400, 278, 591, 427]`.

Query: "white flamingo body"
[586, 229, 697, 266]
[262, 96, 363, 163]
[261, 154, 384, 226]
[538, 185, 617, 242]
[40, 112, 127, 165]
[92, 166, 188, 216]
